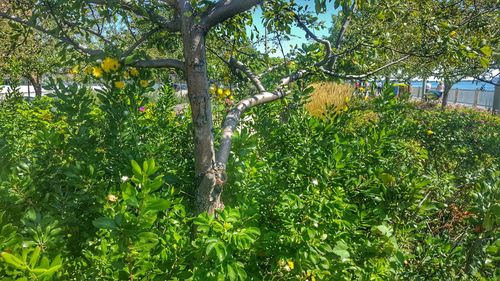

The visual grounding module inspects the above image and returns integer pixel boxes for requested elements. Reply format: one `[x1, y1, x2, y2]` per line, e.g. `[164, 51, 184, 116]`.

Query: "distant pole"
[493, 84, 500, 113]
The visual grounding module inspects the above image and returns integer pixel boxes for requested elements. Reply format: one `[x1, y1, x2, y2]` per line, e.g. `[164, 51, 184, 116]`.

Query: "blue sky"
[249, 1, 338, 55]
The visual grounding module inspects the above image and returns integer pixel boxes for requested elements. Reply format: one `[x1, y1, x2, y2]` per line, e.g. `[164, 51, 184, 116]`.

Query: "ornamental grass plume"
[304, 82, 353, 117]
[101, 57, 121, 73]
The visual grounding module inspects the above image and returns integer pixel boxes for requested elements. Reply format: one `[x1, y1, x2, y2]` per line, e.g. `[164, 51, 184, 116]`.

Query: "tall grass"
[304, 82, 353, 117]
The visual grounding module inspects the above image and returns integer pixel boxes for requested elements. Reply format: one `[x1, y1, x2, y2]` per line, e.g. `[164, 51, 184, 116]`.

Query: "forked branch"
[201, 0, 261, 30]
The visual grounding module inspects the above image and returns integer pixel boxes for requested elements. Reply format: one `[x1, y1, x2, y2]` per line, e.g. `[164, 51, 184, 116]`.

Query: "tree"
[326, 0, 498, 106]
[2, 0, 494, 214]
[0, 5, 65, 97]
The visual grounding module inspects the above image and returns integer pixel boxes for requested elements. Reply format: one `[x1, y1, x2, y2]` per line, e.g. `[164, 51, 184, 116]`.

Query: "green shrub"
[0, 84, 498, 280]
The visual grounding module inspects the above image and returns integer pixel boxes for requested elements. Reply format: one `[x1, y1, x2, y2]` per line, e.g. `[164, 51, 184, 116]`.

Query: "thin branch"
[360, 42, 446, 59]
[321, 55, 410, 79]
[130, 58, 185, 71]
[228, 57, 266, 93]
[122, 27, 161, 58]
[0, 12, 104, 56]
[473, 75, 500, 86]
[89, 0, 181, 32]
[256, 62, 287, 79]
[42, 0, 113, 46]
[328, 6, 355, 69]
[201, 0, 261, 30]
[294, 13, 332, 65]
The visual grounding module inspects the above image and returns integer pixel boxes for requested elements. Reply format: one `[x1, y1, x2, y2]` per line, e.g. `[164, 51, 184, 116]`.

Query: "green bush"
[0, 83, 498, 280]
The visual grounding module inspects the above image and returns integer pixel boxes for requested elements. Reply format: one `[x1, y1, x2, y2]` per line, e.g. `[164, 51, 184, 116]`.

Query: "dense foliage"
[1, 84, 498, 280]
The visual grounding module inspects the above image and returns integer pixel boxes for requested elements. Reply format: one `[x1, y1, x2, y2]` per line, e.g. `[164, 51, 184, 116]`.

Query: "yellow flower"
[217, 88, 224, 97]
[223, 88, 231, 97]
[140, 80, 149, 87]
[129, 67, 140, 77]
[426, 130, 434, 135]
[311, 276, 316, 281]
[450, 30, 457, 37]
[123, 71, 130, 79]
[92, 67, 103, 78]
[344, 96, 351, 103]
[101, 57, 121, 73]
[287, 260, 294, 270]
[114, 81, 125, 89]
[364, 95, 369, 101]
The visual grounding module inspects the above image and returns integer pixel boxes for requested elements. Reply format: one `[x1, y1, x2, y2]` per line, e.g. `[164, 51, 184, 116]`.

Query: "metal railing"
[410, 87, 494, 109]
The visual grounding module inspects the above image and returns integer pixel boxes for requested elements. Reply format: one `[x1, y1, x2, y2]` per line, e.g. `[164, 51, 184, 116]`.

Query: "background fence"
[410, 87, 495, 109]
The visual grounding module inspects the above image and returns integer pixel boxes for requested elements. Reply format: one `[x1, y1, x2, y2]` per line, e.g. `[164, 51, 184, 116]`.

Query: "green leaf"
[147, 175, 164, 192]
[373, 225, 393, 237]
[206, 238, 227, 262]
[1, 252, 26, 269]
[332, 240, 350, 259]
[379, 173, 395, 185]
[480, 46, 492, 56]
[92, 217, 117, 230]
[29, 246, 41, 268]
[131, 160, 142, 178]
[214, 243, 227, 262]
[143, 198, 171, 213]
[479, 57, 490, 68]
[121, 183, 137, 200]
[38, 264, 62, 278]
[227, 263, 237, 281]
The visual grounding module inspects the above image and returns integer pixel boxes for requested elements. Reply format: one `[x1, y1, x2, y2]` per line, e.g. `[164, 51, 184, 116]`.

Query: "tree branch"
[122, 27, 161, 58]
[89, 0, 181, 32]
[201, 0, 261, 30]
[473, 75, 500, 86]
[328, 7, 354, 69]
[216, 69, 307, 167]
[294, 13, 332, 66]
[0, 12, 104, 57]
[229, 57, 266, 92]
[321, 55, 410, 79]
[130, 58, 185, 71]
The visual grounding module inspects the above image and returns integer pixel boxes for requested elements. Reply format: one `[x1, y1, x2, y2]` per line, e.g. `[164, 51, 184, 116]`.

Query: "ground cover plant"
[0, 83, 498, 280]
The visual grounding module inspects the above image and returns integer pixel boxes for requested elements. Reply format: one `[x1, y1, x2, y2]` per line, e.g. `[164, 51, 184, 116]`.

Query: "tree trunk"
[441, 79, 452, 109]
[181, 18, 223, 215]
[28, 75, 42, 97]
